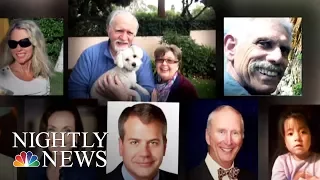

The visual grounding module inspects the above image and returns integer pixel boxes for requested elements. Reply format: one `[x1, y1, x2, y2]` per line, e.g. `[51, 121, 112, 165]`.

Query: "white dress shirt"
[205, 153, 236, 180]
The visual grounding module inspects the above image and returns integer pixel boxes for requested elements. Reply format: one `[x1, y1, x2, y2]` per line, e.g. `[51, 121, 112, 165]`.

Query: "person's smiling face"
[225, 19, 291, 94]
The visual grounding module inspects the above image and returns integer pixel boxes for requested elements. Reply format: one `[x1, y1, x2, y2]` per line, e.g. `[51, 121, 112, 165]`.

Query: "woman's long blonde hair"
[0, 19, 52, 78]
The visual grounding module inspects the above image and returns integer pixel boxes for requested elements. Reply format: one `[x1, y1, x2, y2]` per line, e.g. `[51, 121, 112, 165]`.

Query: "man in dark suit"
[188, 105, 256, 180]
[106, 103, 177, 180]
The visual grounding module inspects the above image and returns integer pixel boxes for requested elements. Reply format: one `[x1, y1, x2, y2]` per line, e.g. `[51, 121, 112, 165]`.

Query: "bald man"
[224, 18, 293, 96]
[188, 105, 255, 180]
[69, 10, 155, 101]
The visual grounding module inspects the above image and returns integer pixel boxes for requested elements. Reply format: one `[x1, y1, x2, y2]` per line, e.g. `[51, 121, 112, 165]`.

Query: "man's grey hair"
[106, 9, 139, 35]
[225, 18, 293, 43]
[206, 105, 245, 138]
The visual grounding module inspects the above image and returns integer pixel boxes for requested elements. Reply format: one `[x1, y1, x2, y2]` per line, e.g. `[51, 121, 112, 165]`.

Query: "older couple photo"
[68, 8, 215, 104]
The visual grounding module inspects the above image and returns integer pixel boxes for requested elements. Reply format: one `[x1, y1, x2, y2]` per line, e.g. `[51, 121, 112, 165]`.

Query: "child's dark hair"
[272, 108, 315, 163]
[278, 111, 311, 148]
[269, 107, 318, 179]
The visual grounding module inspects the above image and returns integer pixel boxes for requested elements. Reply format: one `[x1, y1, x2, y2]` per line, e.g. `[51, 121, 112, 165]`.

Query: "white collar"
[205, 153, 235, 180]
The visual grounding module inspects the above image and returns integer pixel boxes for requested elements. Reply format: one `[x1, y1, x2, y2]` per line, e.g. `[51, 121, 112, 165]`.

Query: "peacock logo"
[13, 151, 40, 167]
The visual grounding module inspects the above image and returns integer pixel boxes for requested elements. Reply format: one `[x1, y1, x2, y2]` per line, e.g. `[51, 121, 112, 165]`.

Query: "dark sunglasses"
[8, 38, 32, 49]
[155, 58, 179, 64]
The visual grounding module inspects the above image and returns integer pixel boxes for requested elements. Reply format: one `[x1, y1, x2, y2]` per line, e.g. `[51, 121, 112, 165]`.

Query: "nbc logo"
[13, 151, 40, 167]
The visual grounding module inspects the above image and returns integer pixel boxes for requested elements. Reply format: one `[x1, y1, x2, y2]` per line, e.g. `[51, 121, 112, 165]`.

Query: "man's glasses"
[8, 38, 32, 49]
[155, 58, 179, 64]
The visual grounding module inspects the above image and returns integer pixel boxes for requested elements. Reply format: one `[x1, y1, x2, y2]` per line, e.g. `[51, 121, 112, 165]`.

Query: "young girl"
[271, 111, 320, 180]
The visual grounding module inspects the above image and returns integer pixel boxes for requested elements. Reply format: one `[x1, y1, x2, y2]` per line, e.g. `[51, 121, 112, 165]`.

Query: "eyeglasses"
[155, 58, 179, 64]
[8, 38, 32, 49]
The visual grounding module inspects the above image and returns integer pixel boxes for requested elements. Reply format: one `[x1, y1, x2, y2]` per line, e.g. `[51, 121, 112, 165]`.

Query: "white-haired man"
[224, 18, 293, 96]
[188, 105, 256, 180]
[69, 10, 155, 101]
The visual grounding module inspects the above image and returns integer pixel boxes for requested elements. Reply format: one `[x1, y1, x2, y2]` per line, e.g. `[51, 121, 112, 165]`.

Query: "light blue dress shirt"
[224, 71, 250, 96]
[121, 163, 160, 180]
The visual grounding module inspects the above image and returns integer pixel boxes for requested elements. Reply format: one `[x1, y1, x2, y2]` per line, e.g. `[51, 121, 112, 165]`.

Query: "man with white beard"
[224, 18, 293, 96]
[69, 10, 155, 101]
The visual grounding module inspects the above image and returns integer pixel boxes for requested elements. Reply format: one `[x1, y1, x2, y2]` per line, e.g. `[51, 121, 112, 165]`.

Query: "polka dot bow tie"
[218, 167, 240, 180]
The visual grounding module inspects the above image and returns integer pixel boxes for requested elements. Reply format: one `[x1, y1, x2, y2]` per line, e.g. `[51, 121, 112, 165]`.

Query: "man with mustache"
[224, 18, 293, 95]
[188, 105, 256, 180]
[106, 103, 177, 180]
[69, 10, 154, 101]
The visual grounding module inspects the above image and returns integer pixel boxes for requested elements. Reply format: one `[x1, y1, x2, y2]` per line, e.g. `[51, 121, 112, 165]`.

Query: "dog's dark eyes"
[125, 58, 129, 61]
[133, 54, 137, 58]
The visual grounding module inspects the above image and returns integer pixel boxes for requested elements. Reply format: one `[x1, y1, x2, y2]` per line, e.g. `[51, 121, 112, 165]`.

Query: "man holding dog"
[69, 10, 155, 101]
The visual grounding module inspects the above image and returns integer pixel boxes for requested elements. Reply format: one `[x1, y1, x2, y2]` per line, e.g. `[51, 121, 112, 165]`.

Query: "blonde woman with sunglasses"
[0, 19, 52, 95]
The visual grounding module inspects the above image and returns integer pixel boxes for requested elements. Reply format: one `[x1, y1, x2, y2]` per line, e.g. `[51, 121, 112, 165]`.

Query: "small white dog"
[90, 45, 150, 105]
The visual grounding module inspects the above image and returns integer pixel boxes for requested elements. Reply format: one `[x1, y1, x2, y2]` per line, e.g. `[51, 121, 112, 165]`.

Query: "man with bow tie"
[188, 105, 256, 180]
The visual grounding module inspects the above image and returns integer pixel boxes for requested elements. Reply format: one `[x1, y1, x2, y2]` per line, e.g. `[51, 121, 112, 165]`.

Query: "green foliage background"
[32, 18, 64, 64]
[69, 13, 215, 37]
[160, 31, 215, 78]
[8, 18, 64, 95]
[10, 18, 64, 65]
